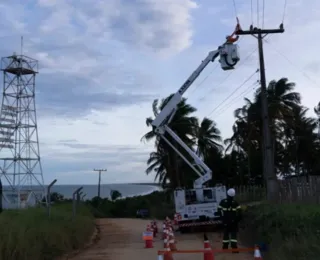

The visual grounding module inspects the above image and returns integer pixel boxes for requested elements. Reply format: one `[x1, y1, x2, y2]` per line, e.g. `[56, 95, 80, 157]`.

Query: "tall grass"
[0, 202, 95, 260]
[243, 203, 320, 260]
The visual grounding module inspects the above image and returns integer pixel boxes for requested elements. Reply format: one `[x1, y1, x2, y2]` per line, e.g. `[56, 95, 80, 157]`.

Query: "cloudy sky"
[0, 0, 319, 185]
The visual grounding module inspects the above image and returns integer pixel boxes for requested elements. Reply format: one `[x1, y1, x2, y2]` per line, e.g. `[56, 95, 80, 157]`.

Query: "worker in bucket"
[217, 188, 242, 252]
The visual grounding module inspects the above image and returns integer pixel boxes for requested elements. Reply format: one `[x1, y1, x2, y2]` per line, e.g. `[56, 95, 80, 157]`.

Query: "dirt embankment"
[70, 218, 254, 260]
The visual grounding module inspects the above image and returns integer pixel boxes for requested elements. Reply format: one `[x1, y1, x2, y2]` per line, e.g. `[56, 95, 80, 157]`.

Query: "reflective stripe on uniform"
[218, 205, 227, 210]
[222, 206, 240, 211]
[230, 239, 238, 243]
[222, 240, 230, 243]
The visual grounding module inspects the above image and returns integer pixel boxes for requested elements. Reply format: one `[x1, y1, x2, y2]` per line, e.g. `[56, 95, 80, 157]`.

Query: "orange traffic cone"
[168, 233, 177, 251]
[163, 229, 169, 248]
[162, 222, 166, 240]
[173, 213, 178, 225]
[153, 221, 158, 236]
[145, 225, 153, 248]
[164, 242, 173, 260]
[254, 245, 263, 259]
[149, 225, 155, 239]
[203, 233, 214, 260]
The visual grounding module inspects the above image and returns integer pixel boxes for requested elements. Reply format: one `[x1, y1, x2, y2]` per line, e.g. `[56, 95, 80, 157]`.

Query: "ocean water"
[50, 184, 161, 200]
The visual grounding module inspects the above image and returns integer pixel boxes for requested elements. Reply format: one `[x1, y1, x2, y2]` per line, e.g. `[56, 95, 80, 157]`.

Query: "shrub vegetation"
[88, 190, 174, 219]
[243, 203, 320, 260]
[0, 202, 94, 260]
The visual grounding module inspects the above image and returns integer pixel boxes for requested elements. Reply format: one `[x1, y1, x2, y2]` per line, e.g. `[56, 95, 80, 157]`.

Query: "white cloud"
[0, 0, 319, 185]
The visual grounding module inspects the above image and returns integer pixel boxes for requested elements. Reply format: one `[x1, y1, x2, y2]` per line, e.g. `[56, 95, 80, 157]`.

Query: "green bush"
[87, 190, 175, 219]
[243, 203, 320, 260]
[0, 202, 95, 260]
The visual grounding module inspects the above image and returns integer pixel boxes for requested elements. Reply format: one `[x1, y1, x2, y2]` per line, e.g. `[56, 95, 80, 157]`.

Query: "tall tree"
[196, 117, 223, 158]
[142, 78, 320, 197]
[141, 95, 197, 188]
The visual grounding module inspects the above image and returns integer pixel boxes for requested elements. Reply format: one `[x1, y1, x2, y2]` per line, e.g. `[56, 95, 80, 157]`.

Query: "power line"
[232, 0, 238, 18]
[187, 64, 219, 97]
[262, 0, 265, 28]
[187, 37, 243, 101]
[197, 47, 258, 103]
[213, 81, 259, 118]
[251, 0, 254, 26]
[206, 69, 259, 117]
[282, 0, 288, 23]
[257, 0, 260, 28]
[264, 39, 320, 88]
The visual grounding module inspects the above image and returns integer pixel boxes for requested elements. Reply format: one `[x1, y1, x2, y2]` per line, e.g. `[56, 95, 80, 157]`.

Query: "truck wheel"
[179, 227, 186, 234]
[179, 226, 190, 234]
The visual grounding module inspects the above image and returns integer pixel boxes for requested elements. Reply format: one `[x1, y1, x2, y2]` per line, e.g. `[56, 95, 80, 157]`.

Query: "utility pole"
[93, 169, 107, 198]
[236, 24, 284, 201]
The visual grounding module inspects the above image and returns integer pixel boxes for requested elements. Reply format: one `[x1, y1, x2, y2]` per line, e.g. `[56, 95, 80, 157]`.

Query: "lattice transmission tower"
[0, 52, 45, 208]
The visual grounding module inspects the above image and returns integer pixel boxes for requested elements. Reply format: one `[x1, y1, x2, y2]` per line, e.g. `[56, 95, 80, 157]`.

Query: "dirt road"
[71, 219, 253, 260]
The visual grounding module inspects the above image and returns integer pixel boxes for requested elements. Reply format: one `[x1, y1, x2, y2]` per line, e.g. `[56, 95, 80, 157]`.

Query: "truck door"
[174, 189, 186, 213]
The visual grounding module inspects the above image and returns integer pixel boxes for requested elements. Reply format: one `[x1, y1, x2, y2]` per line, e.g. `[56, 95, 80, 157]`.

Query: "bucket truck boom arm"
[151, 41, 240, 188]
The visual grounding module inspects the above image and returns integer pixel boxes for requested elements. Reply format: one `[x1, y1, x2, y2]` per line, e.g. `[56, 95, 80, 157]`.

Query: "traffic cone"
[149, 224, 155, 238]
[203, 233, 214, 260]
[173, 213, 178, 225]
[145, 238, 153, 248]
[254, 245, 263, 259]
[146, 224, 151, 232]
[168, 233, 177, 251]
[164, 242, 173, 260]
[153, 221, 158, 236]
[166, 216, 172, 228]
[163, 229, 169, 248]
[145, 225, 153, 248]
[162, 222, 166, 240]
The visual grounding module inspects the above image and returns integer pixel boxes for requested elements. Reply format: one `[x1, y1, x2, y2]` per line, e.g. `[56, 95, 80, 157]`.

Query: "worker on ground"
[217, 188, 242, 252]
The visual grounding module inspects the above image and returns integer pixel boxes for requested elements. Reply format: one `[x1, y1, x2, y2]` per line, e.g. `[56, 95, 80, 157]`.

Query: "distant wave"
[124, 185, 162, 198]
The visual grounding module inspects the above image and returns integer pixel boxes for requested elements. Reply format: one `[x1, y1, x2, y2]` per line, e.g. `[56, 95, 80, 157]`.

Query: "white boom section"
[152, 43, 240, 189]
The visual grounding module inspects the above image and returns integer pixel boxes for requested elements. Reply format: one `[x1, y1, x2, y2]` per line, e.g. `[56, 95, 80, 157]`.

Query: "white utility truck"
[151, 37, 240, 231]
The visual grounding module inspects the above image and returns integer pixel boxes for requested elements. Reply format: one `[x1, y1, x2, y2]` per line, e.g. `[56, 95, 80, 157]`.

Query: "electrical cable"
[264, 39, 320, 88]
[212, 81, 259, 118]
[257, 0, 260, 28]
[262, 0, 265, 28]
[206, 69, 259, 117]
[187, 64, 219, 98]
[187, 37, 243, 100]
[232, 0, 238, 19]
[197, 47, 258, 103]
[251, 0, 254, 26]
[282, 0, 287, 23]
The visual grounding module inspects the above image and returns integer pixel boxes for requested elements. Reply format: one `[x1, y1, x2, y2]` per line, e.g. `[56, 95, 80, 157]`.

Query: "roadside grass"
[242, 202, 320, 260]
[0, 202, 95, 260]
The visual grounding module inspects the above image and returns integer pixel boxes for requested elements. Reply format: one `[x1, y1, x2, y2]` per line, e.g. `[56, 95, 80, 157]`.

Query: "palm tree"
[314, 102, 320, 137]
[141, 94, 198, 188]
[226, 78, 302, 194]
[284, 106, 319, 176]
[195, 117, 223, 159]
[145, 150, 169, 187]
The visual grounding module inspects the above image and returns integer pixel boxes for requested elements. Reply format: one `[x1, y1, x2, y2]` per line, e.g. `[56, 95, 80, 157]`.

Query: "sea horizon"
[49, 183, 161, 200]
[1, 183, 163, 200]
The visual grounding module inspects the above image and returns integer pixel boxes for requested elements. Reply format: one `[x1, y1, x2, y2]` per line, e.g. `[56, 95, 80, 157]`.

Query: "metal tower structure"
[0, 52, 45, 208]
